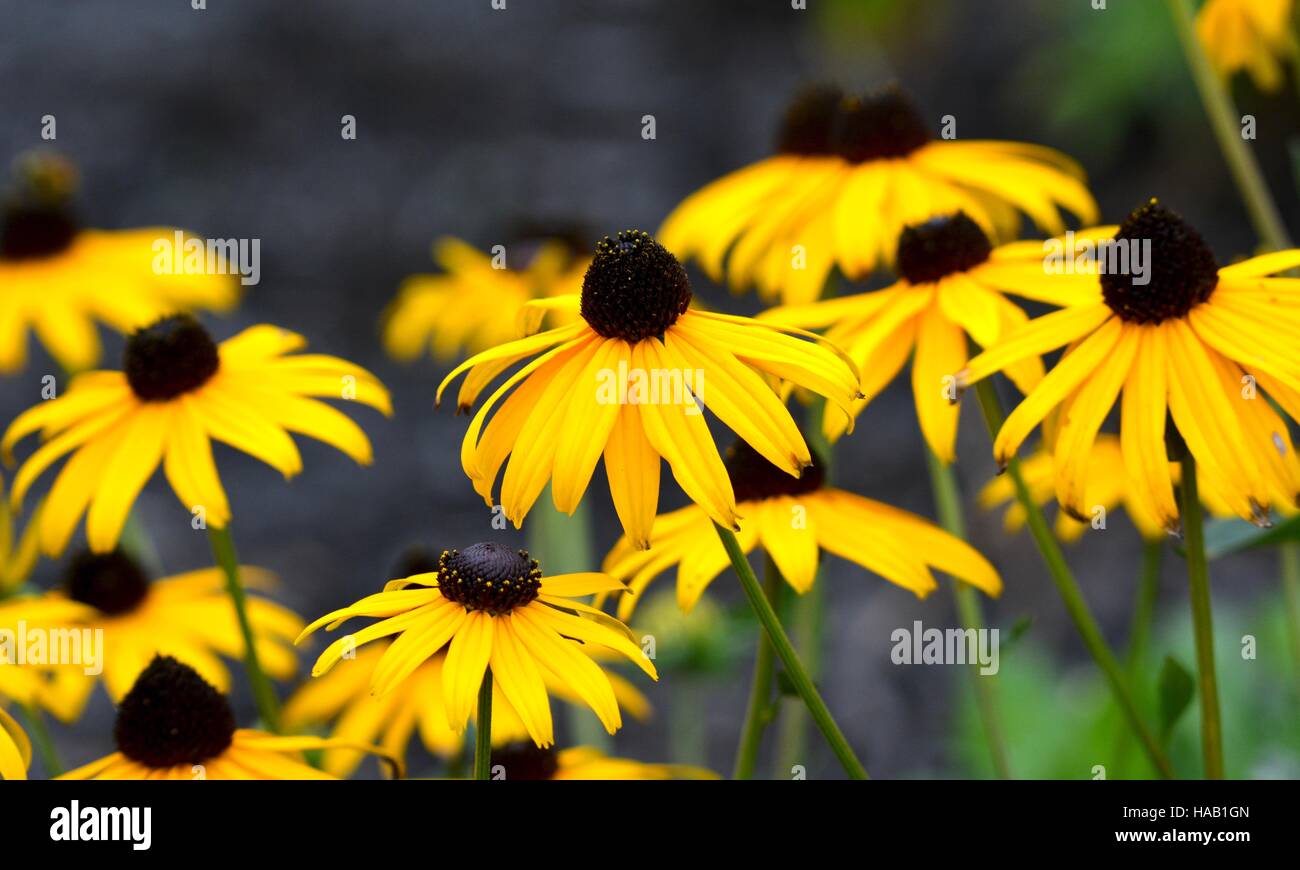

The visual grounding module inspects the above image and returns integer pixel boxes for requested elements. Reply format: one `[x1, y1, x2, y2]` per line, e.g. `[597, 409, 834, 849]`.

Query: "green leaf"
[1157, 656, 1195, 742]
[1201, 514, 1300, 561]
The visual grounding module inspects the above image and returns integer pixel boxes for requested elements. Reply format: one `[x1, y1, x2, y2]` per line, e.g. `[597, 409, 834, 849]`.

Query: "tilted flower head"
[437, 229, 862, 547]
[383, 234, 588, 362]
[1, 548, 302, 722]
[956, 200, 1300, 532]
[1197, 0, 1296, 92]
[490, 741, 717, 781]
[296, 542, 658, 749]
[659, 84, 1098, 304]
[59, 656, 398, 780]
[283, 547, 651, 777]
[0, 153, 237, 374]
[602, 440, 1001, 620]
[0, 706, 30, 780]
[2, 314, 391, 556]
[761, 211, 1117, 460]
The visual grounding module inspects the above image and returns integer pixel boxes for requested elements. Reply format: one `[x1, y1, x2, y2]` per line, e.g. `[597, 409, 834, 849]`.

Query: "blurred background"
[2, 0, 1299, 778]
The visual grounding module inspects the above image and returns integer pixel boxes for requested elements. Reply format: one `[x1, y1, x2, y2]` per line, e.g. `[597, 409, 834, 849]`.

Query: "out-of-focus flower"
[1197, 0, 1296, 92]
[660, 84, 1097, 303]
[2, 315, 390, 556]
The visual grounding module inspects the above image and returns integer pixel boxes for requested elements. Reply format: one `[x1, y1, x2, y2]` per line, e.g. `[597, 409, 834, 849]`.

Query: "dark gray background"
[2, 0, 1294, 778]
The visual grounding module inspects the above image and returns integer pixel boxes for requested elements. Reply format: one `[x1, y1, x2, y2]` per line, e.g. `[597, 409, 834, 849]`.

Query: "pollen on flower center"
[896, 212, 993, 285]
[725, 439, 824, 503]
[114, 655, 236, 768]
[776, 84, 846, 156]
[64, 550, 150, 616]
[579, 230, 692, 342]
[436, 542, 542, 615]
[490, 741, 560, 780]
[1100, 200, 1219, 324]
[124, 314, 221, 401]
[0, 204, 78, 260]
[834, 86, 932, 163]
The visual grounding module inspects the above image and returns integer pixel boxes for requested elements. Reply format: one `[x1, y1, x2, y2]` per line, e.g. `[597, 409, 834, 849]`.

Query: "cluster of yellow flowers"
[0, 0, 1295, 781]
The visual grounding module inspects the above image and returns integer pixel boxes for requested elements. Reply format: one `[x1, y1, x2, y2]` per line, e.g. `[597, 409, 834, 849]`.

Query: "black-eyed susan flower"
[489, 741, 717, 780]
[0, 476, 41, 594]
[296, 542, 657, 748]
[283, 546, 650, 776]
[0, 706, 30, 780]
[0, 153, 237, 374]
[59, 656, 397, 780]
[283, 644, 652, 777]
[0, 548, 302, 721]
[659, 84, 1098, 303]
[1197, 0, 1295, 92]
[602, 441, 1001, 620]
[437, 230, 862, 546]
[2, 314, 390, 556]
[955, 200, 1300, 531]
[384, 235, 587, 362]
[760, 211, 1111, 459]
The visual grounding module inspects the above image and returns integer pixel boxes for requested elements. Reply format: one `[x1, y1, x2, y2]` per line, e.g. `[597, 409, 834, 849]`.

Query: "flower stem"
[1178, 455, 1225, 779]
[1127, 541, 1164, 673]
[475, 669, 493, 781]
[1166, 0, 1292, 250]
[713, 523, 868, 780]
[207, 524, 280, 732]
[924, 447, 1012, 779]
[774, 575, 823, 777]
[733, 554, 781, 779]
[19, 704, 62, 777]
[972, 379, 1175, 779]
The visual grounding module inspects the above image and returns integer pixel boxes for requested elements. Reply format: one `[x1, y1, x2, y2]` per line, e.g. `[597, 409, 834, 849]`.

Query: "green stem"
[19, 704, 62, 777]
[1167, 0, 1293, 250]
[713, 523, 868, 780]
[972, 380, 1175, 779]
[733, 554, 782, 779]
[1179, 455, 1225, 779]
[924, 448, 1012, 779]
[774, 574, 823, 777]
[207, 525, 280, 732]
[1127, 541, 1164, 673]
[475, 669, 493, 780]
[1283, 544, 1300, 695]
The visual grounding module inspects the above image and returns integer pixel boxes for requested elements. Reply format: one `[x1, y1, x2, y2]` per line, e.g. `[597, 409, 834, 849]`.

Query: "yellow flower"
[0, 706, 30, 780]
[0, 476, 41, 594]
[0, 549, 303, 722]
[603, 441, 1001, 620]
[659, 84, 1097, 303]
[296, 542, 657, 749]
[957, 200, 1300, 531]
[282, 644, 651, 777]
[59, 656, 397, 780]
[2, 315, 391, 556]
[0, 153, 237, 373]
[1198, 0, 1296, 92]
[490, 742, 717, 780]
[384, 236, 587, 362]
[761, 211, 1109, 459]
[437, 230, 861, 546]
[979, 434, 1173, 542]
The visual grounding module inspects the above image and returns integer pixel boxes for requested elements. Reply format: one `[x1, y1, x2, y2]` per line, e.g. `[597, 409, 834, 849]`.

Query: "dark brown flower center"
[580, 230, 691, 342]
[776, 84, 846, 156]
[64, 550, 150, 616]
[896, 212, 993, 285]
[436, 543, 542, 615]
[115, 656, 236, 768]
[0, 204, 78, 260]
[489, 741, 560, 780]
[776, 84, 932, 163]
[1100, 200, 1219, 324]
[725, 439, 824, 503]
[124, 314, 220, 401]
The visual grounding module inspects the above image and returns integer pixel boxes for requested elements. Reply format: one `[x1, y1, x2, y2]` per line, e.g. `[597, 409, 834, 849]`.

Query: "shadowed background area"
[2, 0, 1298, 778]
